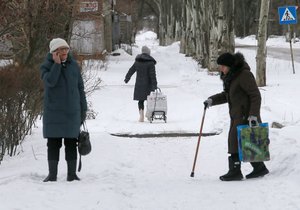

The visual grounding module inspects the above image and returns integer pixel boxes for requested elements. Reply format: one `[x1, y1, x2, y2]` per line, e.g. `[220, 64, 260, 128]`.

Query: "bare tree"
[103, 0, 113, 52]
[0, 0, 78, 65]
[256, 0, 270, 87]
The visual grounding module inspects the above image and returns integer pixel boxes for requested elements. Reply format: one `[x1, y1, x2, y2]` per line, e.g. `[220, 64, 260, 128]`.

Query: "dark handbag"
[78, 131, 91, 156]
[77, 122, 91, 171]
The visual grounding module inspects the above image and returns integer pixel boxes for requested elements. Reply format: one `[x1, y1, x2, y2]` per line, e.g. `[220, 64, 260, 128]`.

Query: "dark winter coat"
[125, 53, 157, 100]
[40, 53, 87, 139]
[209, 53, 261, 154]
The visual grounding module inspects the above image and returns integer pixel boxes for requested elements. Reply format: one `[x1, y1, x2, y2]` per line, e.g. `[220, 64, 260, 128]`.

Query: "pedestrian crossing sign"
[278, 6, 297, 25]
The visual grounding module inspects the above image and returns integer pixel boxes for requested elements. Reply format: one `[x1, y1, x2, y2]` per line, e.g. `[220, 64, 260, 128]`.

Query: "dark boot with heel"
[43, 160, 58, 182]
[246, 162, 269, 179]
[220, 154, 243, 181]
[67, 160, 80, 181]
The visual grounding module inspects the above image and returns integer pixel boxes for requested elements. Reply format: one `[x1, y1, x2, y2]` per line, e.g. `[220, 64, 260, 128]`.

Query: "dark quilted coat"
[209, 53, 261, 154]
[125, 53, 157, 100]
[40, 53, 87, 138]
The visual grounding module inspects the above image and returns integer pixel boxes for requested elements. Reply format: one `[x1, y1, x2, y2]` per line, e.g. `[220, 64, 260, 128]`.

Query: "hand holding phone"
[52, 52, 61, 64]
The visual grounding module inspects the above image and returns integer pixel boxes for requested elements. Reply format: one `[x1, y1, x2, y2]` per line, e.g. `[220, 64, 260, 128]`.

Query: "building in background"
[71, 0, 134, 56]
[71, 0, 105, 56]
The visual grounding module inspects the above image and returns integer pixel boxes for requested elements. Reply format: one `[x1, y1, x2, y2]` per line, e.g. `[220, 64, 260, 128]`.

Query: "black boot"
[67, 160, 80, 181]
[220, 155, 243, 181]
[246, 162, 269, 179]
[43, 160, 58, 182]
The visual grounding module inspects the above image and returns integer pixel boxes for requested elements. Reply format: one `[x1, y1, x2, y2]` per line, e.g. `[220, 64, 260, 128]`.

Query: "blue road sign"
[278, 6, 297, 25]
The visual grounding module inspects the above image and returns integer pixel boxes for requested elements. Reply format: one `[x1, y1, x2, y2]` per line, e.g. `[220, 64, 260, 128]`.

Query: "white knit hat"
[49, 38, 70, 53]
[141, 46, 151, 55]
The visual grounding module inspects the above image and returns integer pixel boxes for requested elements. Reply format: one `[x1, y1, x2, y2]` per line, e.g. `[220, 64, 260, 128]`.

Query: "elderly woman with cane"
[203, 52, 269, 181]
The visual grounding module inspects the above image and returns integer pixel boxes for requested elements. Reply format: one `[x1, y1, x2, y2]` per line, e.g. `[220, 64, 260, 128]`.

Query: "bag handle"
[249, 120, 259, 128]
[154, 87, 161, 92]
[82, 121, 88, 132]
[78, 121, 88, 172]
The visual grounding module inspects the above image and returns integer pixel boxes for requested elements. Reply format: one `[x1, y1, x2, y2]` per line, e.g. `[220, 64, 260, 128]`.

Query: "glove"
[248, 115, 258, 127]
[203, 98, 213, 109]
[124, 79, 129, 84]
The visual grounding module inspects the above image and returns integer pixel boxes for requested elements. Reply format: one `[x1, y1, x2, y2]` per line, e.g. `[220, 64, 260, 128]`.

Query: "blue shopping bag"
[237, 123, 270, 162]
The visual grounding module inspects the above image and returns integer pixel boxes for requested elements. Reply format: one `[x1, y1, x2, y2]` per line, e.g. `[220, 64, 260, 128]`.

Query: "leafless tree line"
[144, 0, 234, 71]
[137, 0, 299, 73]
[0, 0, 78, 65]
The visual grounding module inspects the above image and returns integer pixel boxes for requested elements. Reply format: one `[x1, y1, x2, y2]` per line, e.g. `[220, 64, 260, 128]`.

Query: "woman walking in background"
[124, 46, 157, 122]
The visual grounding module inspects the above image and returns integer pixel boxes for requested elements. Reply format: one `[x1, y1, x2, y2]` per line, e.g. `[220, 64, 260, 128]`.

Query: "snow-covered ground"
[0, 59, 12, 67]
[1, 31, 300, 210]
[236, 34, 300, 48]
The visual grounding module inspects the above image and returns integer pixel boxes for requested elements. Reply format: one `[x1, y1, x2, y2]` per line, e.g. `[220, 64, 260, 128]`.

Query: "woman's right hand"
[52, 52, 61, 64]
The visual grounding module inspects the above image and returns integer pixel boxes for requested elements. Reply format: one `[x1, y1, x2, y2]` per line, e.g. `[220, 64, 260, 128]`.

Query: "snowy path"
[1, 32, 300, 210]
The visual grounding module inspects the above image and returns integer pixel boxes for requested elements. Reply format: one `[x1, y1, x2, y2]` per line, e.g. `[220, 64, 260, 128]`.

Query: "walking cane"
[190, 106, 207, 177]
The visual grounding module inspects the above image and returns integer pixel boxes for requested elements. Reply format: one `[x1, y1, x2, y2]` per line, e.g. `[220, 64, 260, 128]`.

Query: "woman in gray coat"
[40, 38, 87, 182]
[124, 46, 157, 122]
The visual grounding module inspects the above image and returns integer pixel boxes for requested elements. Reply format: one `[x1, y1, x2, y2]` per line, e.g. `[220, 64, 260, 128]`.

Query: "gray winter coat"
[125, 53, 157, 100]
[40, 53, 87, 138]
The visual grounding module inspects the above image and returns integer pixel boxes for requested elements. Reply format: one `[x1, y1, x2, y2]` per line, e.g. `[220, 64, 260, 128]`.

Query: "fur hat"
[141, 46, 151, 55]
[217, 52, 235, 67]
[49, 38, 69, 53]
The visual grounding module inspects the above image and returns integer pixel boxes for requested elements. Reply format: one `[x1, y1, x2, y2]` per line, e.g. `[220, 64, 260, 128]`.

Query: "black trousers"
[47, 138, 77, 161]
[138, 100, 145, 110]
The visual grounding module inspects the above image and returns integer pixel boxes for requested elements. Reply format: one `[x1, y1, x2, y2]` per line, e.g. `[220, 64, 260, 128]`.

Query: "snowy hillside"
[1, 31, 300, 210]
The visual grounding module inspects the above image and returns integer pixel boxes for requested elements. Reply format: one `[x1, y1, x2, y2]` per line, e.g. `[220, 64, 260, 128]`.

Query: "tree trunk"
[256, 0, 270, 87]
[103, 0, 113, 52]
[139, 0, 234, 71]
[218, 0, 235, 54]
[208, 0, 220, 71]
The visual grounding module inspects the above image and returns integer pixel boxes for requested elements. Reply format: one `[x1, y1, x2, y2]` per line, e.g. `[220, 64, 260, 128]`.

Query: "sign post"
[278, 6, 298, 74]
